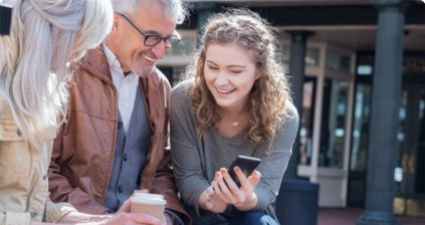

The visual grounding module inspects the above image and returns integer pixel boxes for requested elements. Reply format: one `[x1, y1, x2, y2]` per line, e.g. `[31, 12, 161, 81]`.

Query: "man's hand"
[164, 213, 173, 225]
[117, 199, 132, 213]
[115, 189, 169, 225]
[118, 189, 149, 213]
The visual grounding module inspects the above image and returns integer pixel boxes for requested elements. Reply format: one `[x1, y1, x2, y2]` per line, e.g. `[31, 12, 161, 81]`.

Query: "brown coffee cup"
[130, 193, 166, 220]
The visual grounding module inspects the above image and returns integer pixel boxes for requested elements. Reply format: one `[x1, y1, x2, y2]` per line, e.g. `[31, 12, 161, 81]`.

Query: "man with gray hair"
[48, 0, 191, 224]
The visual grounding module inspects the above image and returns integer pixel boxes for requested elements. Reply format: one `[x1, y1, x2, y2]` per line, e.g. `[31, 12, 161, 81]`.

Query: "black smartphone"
[227, 155, 261, 187]
[0, 5, 12, 35]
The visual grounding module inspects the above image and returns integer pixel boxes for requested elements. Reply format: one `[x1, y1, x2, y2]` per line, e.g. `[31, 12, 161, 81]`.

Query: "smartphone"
[227, 155, 261, 187]
[0, 5, 12, 35]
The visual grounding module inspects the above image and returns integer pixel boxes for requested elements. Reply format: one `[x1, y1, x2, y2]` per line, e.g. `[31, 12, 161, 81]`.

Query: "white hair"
[111, 0, 187, 24]
[0, 0, 113, 149]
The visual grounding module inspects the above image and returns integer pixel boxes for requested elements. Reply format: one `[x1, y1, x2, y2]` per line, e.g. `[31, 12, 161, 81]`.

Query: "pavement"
[318, 208, 425, 225]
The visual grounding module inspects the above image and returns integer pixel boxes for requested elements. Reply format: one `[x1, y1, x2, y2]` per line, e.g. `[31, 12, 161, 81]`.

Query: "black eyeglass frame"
[117, 13, 181, 48]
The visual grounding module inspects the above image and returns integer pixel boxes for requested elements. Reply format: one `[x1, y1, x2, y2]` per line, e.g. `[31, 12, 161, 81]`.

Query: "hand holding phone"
[227, 155, 261, 187]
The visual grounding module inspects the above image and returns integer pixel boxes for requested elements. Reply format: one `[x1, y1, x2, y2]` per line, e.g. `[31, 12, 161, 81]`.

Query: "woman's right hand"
[212, 167, 261, 211]
[199, 186, 227, 213]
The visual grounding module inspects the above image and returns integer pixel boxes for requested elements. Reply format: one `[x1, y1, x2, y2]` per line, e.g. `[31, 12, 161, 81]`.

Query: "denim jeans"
[228, 211, 279, 225]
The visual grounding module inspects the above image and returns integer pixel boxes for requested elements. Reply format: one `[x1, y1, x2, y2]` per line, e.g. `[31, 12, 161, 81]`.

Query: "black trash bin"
[275, 179, 319, 225]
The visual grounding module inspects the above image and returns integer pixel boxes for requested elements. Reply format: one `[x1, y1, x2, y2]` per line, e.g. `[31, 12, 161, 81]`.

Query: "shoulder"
[151, 68, 171, 90]
[171, 79, 193, 95]
[169, 80, 197, 129]
[285, 101, 299, 123]
[277, 101, 299, 135]
[267, 101, 299, 152]
[170, 79, 193, 105]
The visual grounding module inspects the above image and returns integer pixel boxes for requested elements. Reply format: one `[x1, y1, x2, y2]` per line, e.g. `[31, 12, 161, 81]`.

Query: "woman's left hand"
[211, 167, 261, 211]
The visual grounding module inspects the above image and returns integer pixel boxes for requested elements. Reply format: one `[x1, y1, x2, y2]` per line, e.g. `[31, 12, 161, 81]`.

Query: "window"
[319, 78, 349, 168]
[326, 49, 351, 73]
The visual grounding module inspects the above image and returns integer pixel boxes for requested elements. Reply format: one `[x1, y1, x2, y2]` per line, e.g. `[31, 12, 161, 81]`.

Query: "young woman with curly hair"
[170, 9, 299, 225]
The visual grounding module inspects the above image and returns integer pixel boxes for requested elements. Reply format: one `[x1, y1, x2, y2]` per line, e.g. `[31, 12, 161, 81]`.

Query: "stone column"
[357, 1, 405, 224]
[284, 31, 313, 179]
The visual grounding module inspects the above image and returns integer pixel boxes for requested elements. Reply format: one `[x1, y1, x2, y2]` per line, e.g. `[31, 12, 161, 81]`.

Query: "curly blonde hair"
[189, 8, 292, 152]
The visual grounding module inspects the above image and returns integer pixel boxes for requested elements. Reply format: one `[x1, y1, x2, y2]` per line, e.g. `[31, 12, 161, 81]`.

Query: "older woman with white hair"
[0, 0, 163, 224]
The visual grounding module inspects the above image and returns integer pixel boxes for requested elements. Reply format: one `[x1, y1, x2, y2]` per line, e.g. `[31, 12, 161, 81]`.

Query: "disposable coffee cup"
[130, 193, 166, 220]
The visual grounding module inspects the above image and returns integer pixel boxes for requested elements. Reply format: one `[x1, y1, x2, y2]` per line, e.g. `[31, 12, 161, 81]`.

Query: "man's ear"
[111, 13, 121, 32]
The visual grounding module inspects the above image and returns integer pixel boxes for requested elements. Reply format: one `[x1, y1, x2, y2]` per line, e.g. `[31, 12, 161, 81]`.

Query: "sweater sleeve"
[254, 103, 299, 210]
[169, 81, 210, 217]
[0, 200, 76, 225]
[44, 198, 77, 223]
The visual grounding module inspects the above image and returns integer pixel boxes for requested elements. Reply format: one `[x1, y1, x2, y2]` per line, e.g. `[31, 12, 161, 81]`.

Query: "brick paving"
[318, 208, 425, 225]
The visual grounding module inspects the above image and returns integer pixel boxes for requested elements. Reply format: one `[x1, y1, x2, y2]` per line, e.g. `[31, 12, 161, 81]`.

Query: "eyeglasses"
[118, 13, 180, 48]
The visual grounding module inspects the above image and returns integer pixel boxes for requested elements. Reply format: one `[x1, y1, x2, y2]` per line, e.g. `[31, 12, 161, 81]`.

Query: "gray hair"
[111, 0, 187, 24]
[0, 0, 113, 149]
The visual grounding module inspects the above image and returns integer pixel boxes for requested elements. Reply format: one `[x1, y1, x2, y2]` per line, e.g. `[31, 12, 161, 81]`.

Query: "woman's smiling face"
[204, 42, 259, 112]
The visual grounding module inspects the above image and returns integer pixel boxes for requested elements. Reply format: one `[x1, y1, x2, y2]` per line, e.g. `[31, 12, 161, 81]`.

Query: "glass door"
[347, 82, 372, 207]
[318, 78, 350, 168]
[310, 46, 355, 207]
[394, 80, 425, 217]
[315, 75, 354, 207]
[299, 76, 317, 166]
[296, 44, 355, 207]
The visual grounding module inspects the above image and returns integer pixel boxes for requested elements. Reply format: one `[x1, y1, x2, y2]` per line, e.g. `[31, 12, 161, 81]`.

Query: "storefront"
[349, 51, 425, 216]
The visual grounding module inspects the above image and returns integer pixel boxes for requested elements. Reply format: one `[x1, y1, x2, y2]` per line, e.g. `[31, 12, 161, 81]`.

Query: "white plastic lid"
[131, 193, 167, 205]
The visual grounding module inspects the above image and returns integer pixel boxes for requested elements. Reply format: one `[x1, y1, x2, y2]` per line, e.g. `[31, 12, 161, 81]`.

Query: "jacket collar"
[78, 46, 114, 85]
[76, 45, 167, 131]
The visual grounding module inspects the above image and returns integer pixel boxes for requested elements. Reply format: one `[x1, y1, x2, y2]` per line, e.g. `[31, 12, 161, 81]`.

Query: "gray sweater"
[170, 80, 299, 225]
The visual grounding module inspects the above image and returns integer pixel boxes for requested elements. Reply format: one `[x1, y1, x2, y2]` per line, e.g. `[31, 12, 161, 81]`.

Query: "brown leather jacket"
[48, 47, 191, 224]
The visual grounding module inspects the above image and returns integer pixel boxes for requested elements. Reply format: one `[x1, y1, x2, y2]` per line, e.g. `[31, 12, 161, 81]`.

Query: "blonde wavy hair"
[0, 0, 113, 149]
[189, 9, 292, 152]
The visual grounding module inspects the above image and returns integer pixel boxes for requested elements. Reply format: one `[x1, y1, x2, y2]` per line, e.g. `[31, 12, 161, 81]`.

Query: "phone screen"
[227, 155, 261, 187]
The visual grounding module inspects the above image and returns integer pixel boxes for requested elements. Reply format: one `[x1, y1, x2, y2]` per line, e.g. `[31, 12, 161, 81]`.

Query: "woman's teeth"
[216, 88, 234, 94]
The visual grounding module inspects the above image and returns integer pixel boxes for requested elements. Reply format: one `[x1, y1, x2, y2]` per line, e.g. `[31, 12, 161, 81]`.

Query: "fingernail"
[220, 168, 226, 174]
[234, 166, 240, 172]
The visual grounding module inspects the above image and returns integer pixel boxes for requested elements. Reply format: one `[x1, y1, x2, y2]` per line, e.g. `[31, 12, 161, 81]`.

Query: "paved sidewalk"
[318, 208, 425, 225]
